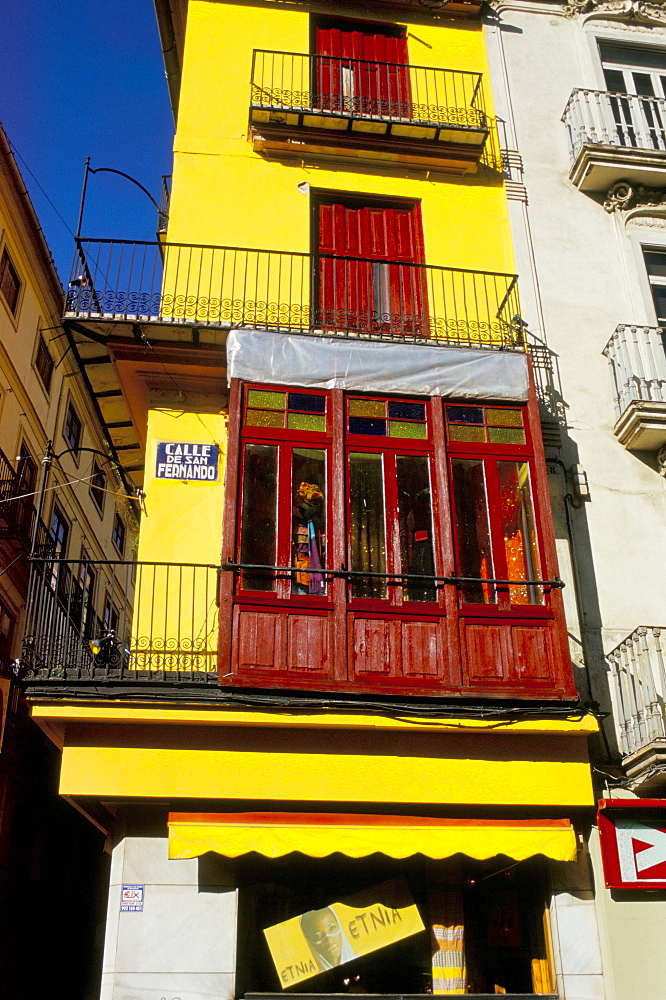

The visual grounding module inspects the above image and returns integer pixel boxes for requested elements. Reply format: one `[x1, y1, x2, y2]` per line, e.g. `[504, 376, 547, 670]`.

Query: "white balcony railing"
[563, 89, 666, 160]
[607, 626, 666, 756]
[602, 324, 666, 421]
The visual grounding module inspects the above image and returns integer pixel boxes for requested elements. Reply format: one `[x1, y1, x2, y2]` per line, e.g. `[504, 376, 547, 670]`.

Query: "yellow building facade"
[25, 2, 607, 997]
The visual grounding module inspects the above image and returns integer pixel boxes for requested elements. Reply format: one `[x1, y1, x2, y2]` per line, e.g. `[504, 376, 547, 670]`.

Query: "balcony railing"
[563, 88, 666, 159]
[21, 559, 219, 683]
[66, 239, 523, 350]
[603, 324, 666, 420]
[0, 445, 53, 557]
[250, 51, 488, 145]
[607, 626, 666, 757]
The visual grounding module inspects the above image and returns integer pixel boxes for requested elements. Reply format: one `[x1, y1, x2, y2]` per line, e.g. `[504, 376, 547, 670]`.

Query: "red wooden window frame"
[236, 384, 332, 607]
[219, 379, 576, 699]
[445, 402, 551, 618]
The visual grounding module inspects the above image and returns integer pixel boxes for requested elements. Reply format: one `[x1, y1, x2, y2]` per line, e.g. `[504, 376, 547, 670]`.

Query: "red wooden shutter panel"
[317, 200, 426, 335]
[315, 23, 410, 118]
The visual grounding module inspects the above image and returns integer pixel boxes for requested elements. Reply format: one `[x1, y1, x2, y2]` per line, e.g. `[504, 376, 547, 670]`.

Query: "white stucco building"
[486, 1, 666, 994]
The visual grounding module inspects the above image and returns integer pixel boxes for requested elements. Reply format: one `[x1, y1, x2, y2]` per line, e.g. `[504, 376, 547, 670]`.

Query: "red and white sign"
[598, 800, 666, 890]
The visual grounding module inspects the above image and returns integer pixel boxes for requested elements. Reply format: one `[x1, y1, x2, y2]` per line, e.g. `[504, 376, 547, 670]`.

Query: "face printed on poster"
[263, 877, 425, 988]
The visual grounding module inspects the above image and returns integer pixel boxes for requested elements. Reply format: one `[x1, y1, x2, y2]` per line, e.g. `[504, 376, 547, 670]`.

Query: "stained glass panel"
[288, 392, 326, 413]
[389, 421, 428, 439]
[349, 417, 387, 436]
[449, 425, 486, 443]
[287, 413, 326, 433]
[487, 408, 523, 427]
[447, 406, 484, 425]
[349, 452, 386, 599]
[349, 398, 385, 418]
[247, 390, 286, 410]
[388, 401, 426, 421]
[488, 427, 526, 445]
[246, 409, 284, 429]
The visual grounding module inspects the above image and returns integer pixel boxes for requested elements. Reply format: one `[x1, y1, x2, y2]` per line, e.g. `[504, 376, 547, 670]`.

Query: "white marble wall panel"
[102, 829, 237, 1000]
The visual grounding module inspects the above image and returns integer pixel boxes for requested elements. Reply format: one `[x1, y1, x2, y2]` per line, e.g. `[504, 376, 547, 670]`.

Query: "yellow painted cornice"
[30, 700, 598, 734]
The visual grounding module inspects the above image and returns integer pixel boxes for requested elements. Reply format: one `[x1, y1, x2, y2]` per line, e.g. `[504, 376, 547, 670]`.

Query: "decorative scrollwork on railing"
[253, 91, 487, 132]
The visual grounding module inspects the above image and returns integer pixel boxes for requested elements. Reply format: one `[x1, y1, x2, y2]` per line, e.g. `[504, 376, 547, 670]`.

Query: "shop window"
[0, 247, 21, 316]
[222, 381, 573, 698]
[235, 854, 554, 997]
[63, 400, 82, 455]
[34, 335, 54, 393]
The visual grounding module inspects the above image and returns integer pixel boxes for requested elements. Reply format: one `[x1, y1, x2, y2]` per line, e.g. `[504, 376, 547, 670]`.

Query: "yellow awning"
[168, 812, 577, 862]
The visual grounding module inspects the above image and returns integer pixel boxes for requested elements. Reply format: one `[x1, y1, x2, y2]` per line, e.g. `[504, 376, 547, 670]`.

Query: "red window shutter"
[315, 22, 410, 118]
[317, 200, 426, 335]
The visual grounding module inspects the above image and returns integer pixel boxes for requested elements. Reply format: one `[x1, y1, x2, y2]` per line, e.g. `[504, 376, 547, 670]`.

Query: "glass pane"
[449, 425, 486, 443]
[287, 413, 326, 433]
[245, 409, 284, 429]
[349, 453, 386, 599]
[498, 461, 543, 605]
[349, 416, 387, 436]
[652, 284, 666, 325]
[488, 426, 526, 445]
[292, 449, 327, 596]
[389, 420, 427, 439]
[240, 444, 278, 591]
[451, 459, 495, 604]
[447, 405, 484, 425]
[288, 392, 326, 413]
[487, 408, 523, 427]
[349, 398, 385, 417]
[397, 455, 436, 602]
[388, 400, 425, 420]
[646, 250, 666, 276]
[247, 389, 286, 410]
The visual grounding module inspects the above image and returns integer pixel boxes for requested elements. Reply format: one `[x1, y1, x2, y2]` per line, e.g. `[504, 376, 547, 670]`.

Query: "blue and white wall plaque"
[156, 442, 219, 481]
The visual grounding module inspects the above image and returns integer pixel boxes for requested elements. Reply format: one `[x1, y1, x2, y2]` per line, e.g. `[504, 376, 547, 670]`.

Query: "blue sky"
[0, 0, 174, 282]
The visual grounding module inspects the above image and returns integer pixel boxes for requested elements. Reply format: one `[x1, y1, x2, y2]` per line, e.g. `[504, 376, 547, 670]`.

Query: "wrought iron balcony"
[21, 559, 219, 684]
[65, 239, 523, 351]
[602, 324, 666, 449]
[0, 445, 52, 558]
[563, 88, 666, 190]
[250, 52, 493, 170]
[606, 626, 666, 788]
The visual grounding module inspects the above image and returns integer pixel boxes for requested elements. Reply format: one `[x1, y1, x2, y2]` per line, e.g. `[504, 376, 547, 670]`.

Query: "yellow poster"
[263, 878, 425, 988]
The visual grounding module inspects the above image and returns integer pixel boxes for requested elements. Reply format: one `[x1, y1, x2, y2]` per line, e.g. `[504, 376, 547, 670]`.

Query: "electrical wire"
[7, 139, 76, 238]
[0, 473, 98, 505]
